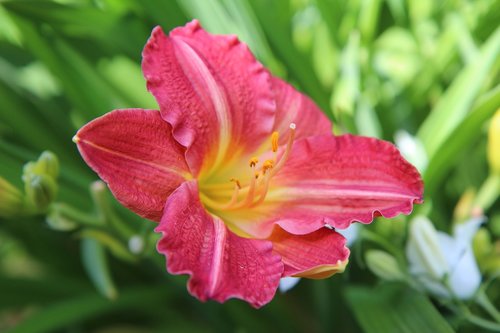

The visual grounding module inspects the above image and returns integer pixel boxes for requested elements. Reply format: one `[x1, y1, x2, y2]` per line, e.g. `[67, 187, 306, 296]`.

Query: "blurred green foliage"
[0, 0, 498, 332]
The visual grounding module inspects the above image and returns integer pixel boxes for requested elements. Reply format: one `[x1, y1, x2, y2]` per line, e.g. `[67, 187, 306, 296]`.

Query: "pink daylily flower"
[74, 20, 423, 308]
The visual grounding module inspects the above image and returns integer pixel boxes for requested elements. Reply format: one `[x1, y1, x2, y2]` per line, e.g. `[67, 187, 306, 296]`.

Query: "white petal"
[453, 216, 484, 245]
[448, 246, 481, 299]
[336, 223, 360, 246]
[406, 216, 448, 280]
[394, 130, 428, 172]
[436, 233, 463, 270]
[279, 277, 301, 293]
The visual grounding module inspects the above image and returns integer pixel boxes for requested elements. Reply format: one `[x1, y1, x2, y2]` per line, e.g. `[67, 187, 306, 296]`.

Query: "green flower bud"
[365, 250, 406, 281]
[23, 151, 59, 179]
[24, 174, 57, 211]
[0, 177, 24, 218]
[37, 151, 59, 179]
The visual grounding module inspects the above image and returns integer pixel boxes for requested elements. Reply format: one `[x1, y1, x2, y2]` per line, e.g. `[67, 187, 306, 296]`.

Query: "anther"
[262, 160, 274, 174]
[249, 157, 259, 168]
[271, 131, 279, 152]
[230, 178, 241, 189]
[270, 123, 296, 177]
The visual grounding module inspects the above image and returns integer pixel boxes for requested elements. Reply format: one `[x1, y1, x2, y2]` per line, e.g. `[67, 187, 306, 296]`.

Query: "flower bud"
[406, 216, 482, 299]
[24, 174, 57, 210]
[365, 250, 405, 281]
[488, 109, 500, 174]
[23, 151, 59, 179]
[406, 216, 448, 280]
[0, 177, 24, 218]
[37, 151, 59, 179]
[128, 235, 144, 255]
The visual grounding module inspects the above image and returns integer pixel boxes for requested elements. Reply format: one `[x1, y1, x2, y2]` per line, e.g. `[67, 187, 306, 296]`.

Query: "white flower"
[336, 222, 360, 247]
[395, 130, 428, 172]
[279, 276, 301, 293]
[406, 216, 483, 299]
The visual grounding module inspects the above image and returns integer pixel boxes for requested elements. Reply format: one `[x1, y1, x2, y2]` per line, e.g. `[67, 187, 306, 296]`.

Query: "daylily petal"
[269, 226, 349, 278]
[142, 20, 276, 176]
[156, 181, 283, 308]
[229, 134, 423, 238]
[270, 76, 332, 142]
[74, 109, 189, 221]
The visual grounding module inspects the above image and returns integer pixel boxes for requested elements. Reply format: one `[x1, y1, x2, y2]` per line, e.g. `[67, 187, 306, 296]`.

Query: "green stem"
[474, 173, 500, 211]
[90, 181, 134, 238]
[476, 288, 500, 323]
[52, 203, 102, 227]
[361, 229, 405, 262]
[464, 312, 500, 331]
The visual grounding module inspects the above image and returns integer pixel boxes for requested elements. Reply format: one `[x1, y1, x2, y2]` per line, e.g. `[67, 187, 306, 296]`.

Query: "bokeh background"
[0, 0, 499, 332]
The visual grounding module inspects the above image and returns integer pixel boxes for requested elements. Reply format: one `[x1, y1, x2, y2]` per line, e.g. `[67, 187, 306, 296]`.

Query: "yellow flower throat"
[199, 123, 296, 213]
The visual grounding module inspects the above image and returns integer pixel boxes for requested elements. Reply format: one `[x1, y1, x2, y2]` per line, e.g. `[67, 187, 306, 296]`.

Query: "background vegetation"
[0, 0, 498, 332]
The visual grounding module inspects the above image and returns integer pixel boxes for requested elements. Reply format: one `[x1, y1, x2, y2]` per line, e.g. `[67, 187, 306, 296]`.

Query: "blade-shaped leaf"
[345, 283, 455, 333]
[417, 27, 500, 158]
[81, 237, 118, 300]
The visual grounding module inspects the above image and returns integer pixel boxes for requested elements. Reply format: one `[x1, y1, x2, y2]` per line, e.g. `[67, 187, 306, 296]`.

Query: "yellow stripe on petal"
[293, 259, 349, 279]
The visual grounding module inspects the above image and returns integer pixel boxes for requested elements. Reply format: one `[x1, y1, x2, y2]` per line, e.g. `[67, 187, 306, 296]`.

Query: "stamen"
[249, 157, 259, 168]
[202, 124, 297, 212]
[251, 173, 272, 207]
[270, 123, 296, 177]
[262, 159, 274, 174]
[271, 131, 279, 152]
[241, 163, 259, 206]
[230, 178, 241, 189]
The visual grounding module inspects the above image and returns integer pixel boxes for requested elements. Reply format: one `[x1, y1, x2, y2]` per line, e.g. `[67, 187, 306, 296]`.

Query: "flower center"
[199, 123, 296, 213]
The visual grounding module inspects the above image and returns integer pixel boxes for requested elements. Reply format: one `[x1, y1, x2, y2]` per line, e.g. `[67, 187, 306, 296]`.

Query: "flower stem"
[476, 288, 500, 323]
[51, 202, 102, 227]
[90, 181, 134, 238]
[361, 229, 404, 262]
[474, 173, 500, 211]
[465, 313, 500, 331]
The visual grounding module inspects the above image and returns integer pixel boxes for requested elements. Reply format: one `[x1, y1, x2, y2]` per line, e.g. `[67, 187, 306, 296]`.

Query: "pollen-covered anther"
[271, 131, 279, 152]
[249, 157, 259, 168]
[230, 178, 241, 190]
[270, 123, 296, 177]
[262, 160, 274, 174]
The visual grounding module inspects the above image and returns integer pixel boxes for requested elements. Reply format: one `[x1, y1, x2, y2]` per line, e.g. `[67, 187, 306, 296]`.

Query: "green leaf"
[4, 13, 126, 121]
[5, 286, 174, 333]
[1, 0, 117, 37]
[249, 0, 332, 118]
[0, 276, 89, 309]
[81, 237, 118, 300]
[424, 85, 500, 194]
[345, 283, 455, 333]
[417, 26, 500, 159]
[178, 0, 283, 75]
